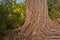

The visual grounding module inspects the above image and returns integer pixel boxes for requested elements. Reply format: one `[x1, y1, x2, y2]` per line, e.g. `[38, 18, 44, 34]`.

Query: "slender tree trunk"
[3, 0, 60, 40]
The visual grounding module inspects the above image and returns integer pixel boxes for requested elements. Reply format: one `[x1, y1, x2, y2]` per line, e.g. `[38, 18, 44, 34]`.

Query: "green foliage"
[48, 0, 60, 22]
[0, 0, 26, 38]
[6, 2, 26, 29]
[0, 2, 9, 38]
[49, 2, 60, 21]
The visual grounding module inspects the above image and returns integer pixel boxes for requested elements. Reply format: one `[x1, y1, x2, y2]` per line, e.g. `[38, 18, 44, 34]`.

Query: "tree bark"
[2, 0, 60, 40]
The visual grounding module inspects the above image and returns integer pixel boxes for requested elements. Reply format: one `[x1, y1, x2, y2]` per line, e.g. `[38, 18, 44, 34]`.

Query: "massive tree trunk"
[2, 0, 60, 40]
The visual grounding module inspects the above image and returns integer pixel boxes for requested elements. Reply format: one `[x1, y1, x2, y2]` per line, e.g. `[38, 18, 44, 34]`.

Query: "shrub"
[0, 1, 26, 37]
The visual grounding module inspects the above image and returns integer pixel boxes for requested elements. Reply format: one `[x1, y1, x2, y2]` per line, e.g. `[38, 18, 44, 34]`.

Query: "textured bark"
[2, 0, 60, 40]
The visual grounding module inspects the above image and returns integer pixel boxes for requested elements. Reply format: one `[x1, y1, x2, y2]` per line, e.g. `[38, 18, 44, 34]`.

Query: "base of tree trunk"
[2, 0, 60, 40]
